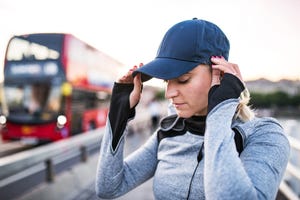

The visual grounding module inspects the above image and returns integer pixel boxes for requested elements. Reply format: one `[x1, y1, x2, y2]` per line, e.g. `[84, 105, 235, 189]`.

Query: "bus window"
[4, 86, 24, 113]
[45, 86, 61, 113]
[96, 91, 111, 109]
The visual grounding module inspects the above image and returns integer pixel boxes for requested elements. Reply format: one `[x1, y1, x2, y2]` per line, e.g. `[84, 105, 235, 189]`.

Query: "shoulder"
[234, 117, 290, 150]
[235, 117, 283, 135]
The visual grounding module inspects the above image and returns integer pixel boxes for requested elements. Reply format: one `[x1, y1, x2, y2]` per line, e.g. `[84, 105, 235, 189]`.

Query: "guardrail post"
[45, 159, 54, 182]
[80, 146, 87, 162]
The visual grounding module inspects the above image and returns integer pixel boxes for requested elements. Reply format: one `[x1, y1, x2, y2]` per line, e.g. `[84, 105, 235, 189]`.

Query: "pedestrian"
[148, 98, 161, 131]
[95, 18, 290, 199]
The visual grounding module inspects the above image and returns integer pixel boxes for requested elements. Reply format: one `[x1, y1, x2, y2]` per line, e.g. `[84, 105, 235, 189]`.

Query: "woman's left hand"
[207, 56, 245, 113]
[210, 56, 243, 87]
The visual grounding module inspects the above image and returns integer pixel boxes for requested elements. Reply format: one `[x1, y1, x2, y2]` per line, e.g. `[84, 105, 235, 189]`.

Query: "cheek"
[187, 81, 211, 113]
[191, 81, 210, 100]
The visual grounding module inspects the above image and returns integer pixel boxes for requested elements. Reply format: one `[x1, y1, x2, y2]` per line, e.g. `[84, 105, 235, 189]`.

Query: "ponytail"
[235, 88, 255, 122]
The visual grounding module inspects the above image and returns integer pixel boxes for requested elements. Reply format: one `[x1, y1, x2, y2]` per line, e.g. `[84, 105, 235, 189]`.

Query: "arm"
[95, 65, 158, 198]
[204, 99, 289, 200]
[109, 63, 143, 150]
[204, 57, 290, 199]
[95, 119, 158, 199]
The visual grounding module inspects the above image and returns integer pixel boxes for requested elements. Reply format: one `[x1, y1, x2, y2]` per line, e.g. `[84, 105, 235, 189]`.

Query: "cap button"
[192, 17, 198, 20]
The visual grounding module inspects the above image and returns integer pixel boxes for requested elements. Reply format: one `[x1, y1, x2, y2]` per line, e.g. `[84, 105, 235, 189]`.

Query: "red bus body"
[0, 33, 124, 143]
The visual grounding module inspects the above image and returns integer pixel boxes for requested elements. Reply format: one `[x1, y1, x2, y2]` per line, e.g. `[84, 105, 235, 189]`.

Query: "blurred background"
[1, 0, 299, 111]
[0, 0, 300, 82]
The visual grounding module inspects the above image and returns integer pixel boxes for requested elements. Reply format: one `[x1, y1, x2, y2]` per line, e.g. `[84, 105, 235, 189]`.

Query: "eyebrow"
[178, 72, 192, 78]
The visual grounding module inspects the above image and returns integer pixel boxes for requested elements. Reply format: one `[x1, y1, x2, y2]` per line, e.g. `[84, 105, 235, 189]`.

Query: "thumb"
[129, 73, 142, 108]
[211, 68, 221, 87]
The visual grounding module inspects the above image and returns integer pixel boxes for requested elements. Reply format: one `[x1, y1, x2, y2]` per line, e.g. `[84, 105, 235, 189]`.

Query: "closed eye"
[177, 73, 191, 84]
[177, 77, 190, 84]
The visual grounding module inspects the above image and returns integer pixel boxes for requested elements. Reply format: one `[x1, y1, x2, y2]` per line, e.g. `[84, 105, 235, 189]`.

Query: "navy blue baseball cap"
[132, 18, 230, 82]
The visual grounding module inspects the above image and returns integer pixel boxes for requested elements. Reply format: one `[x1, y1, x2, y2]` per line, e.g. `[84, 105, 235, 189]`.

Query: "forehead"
[178, 64, 210, 77]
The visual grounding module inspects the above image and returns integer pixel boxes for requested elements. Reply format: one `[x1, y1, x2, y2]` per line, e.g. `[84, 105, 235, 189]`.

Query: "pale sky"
[0, 0, 300, 85]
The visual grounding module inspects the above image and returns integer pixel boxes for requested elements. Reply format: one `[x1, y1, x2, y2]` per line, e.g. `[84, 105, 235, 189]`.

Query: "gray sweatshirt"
[95, 97, 290, 200]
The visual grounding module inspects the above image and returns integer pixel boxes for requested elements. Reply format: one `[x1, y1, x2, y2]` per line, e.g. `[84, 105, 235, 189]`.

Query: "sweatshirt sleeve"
[204, 99, 290, 200]
[109, 82, 136, 150]
[208, 73, 245, 113]
[95, 115, 158, 199]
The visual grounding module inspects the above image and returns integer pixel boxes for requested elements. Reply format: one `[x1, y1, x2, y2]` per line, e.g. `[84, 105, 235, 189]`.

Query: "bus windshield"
[4, 83, 62, 123]
[6, 34, 61, 61]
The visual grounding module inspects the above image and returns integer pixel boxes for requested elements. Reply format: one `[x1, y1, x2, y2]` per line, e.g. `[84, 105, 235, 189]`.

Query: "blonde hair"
[234, 88, 255, 122]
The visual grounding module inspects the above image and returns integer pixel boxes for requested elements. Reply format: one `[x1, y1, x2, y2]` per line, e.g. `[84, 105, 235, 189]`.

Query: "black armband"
[208, 73, 245, 113]
[109, 82, 136, 150]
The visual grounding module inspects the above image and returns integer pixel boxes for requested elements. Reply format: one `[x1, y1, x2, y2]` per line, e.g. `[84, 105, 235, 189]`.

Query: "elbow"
[95, 179, 121, 199]
[95, 184, 114, 199]
[95, 191, 109, 199]
[95, 183, 105, 198]
[95, 177, 112, 199]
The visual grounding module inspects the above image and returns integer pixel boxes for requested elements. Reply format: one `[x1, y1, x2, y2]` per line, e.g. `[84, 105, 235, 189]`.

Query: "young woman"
[95, 18, 290, 200]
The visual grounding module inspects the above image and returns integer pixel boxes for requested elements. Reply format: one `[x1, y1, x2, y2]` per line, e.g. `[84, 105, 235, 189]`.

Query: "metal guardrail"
[0, 128, 104, 200]
[0, 129, 103, 180]
[0, 112, 150, 200]
[279, 136, 300, 200]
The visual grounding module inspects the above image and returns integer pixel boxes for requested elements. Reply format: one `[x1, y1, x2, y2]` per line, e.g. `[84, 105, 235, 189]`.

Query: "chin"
[177, 111, 193, 119]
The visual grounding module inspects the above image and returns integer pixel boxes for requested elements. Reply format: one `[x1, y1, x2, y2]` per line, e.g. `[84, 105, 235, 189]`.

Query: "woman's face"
[165, 64, 212, 118]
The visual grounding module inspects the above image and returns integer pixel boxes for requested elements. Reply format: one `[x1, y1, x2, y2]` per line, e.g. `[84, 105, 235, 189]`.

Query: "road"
[18, 130, 155, 200]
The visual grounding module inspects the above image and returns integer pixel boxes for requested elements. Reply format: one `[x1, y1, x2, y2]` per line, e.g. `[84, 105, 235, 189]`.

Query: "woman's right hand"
[117, 64, 143, 108]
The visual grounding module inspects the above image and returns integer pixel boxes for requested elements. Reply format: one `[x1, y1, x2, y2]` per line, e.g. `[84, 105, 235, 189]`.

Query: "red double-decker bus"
[0, 33, 124, 143]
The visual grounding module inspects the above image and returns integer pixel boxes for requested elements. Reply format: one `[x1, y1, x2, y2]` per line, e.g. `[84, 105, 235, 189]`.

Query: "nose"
[165, 81, 179, 99]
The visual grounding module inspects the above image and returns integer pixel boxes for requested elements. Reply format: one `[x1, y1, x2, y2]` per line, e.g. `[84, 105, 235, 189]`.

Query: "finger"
[211, 56, 229, 66]
[211, 68, 221, 87]
[231, 63, 243, 81]
[117, 73, 133, 83]
[133, 72, 142, 91]
[211, 64, 234, 74]
[211, 57, 234, 73]
[211, 56, 235, 69]
[117, 65, 137, 83]
[211, 57, 241, 77]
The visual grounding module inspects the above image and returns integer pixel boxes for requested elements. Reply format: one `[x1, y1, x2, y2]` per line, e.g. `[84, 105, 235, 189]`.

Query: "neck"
[184, 115, 206, 135]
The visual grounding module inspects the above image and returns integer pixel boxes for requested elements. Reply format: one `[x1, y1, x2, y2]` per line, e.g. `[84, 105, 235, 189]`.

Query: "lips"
[173, 102, 185, 108]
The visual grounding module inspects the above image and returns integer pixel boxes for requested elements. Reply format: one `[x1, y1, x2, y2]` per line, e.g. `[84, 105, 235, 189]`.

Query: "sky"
[0, 0, 300, 86]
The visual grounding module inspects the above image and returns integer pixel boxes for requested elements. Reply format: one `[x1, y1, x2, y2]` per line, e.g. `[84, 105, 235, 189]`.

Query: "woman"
[95, 18, 290, 199]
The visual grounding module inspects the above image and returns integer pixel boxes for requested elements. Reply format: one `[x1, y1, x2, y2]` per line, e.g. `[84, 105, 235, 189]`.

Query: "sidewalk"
[74, 178, 154, 200]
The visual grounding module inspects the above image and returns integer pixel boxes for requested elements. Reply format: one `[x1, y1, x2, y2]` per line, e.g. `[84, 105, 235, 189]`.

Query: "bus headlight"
[0, 115, 7, 126]
[57, 115, 67, 129]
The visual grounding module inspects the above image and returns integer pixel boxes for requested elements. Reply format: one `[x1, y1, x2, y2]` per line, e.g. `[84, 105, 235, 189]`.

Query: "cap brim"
[132, 57, 200, 82]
